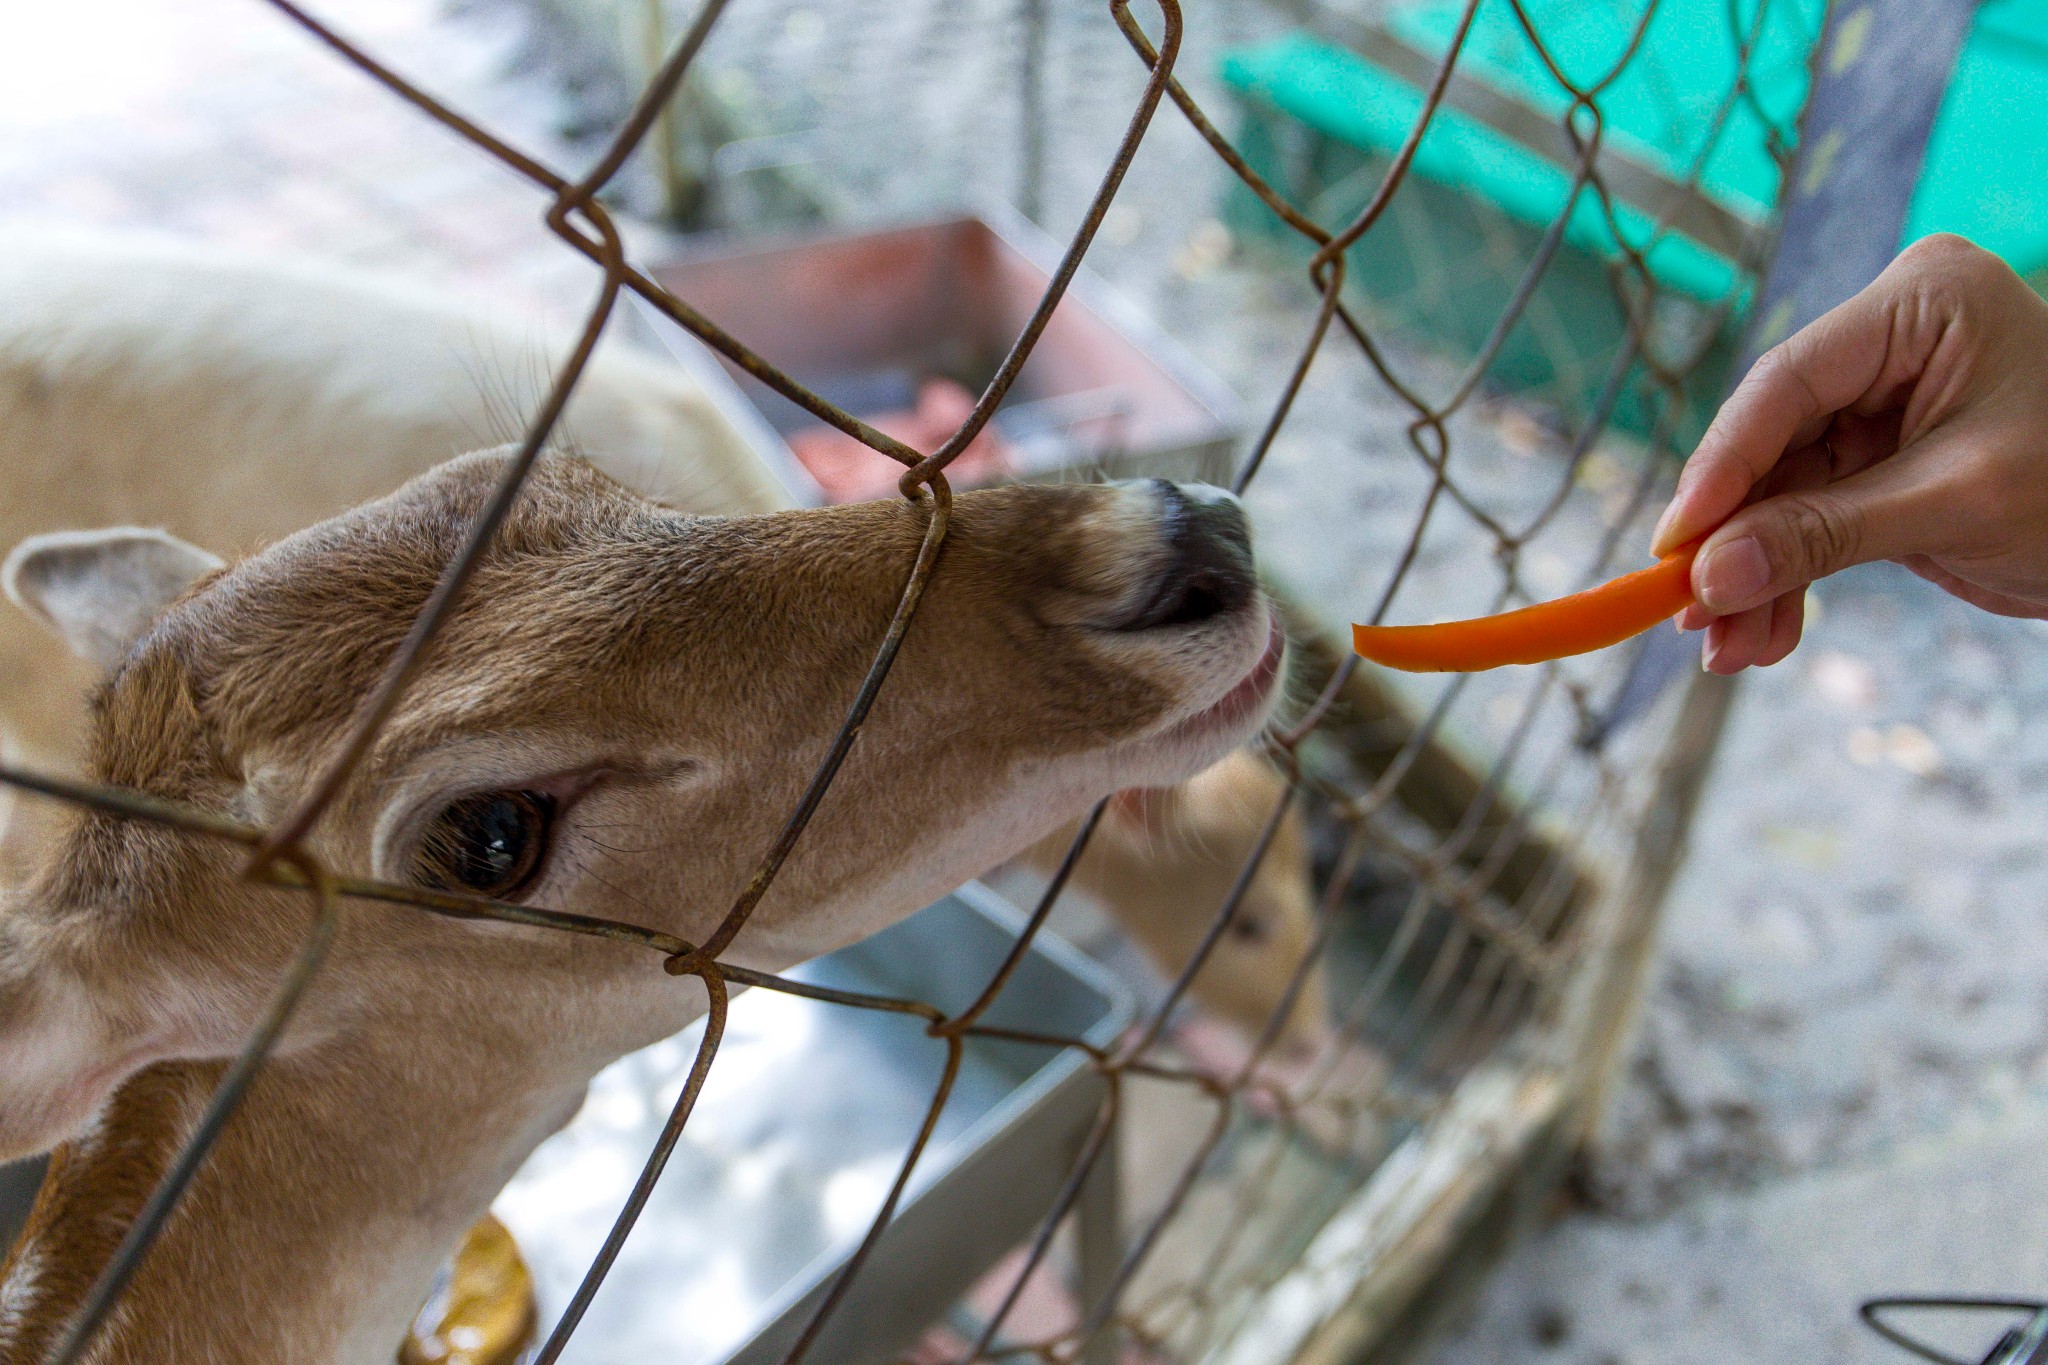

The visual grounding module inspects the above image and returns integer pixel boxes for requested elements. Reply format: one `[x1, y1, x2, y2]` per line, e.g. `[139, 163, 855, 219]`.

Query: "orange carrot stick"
[1352, 540, 1702, 672]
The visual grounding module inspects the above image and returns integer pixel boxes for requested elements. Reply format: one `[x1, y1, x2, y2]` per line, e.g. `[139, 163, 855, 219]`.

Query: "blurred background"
[7, 0, 2048, 1360]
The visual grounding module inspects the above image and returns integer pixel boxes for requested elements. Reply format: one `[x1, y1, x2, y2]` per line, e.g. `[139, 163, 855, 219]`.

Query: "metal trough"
[492, 881, 1132, 1364]
[630, 206, 1242, 506]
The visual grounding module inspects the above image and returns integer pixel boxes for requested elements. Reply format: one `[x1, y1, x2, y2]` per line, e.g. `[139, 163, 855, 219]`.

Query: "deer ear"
[3, 528, 223, 672]
[0, 949, 126, 1161]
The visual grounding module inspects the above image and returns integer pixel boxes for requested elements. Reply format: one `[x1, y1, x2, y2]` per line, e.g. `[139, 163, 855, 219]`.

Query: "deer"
[0, 234, 1334, 1361]
[0, 445, 1287, 1364]
[0, 231, 1331, 1050]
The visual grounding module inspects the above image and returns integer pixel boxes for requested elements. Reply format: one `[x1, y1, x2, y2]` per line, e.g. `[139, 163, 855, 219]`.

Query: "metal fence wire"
[0, 0, 1821, 1361]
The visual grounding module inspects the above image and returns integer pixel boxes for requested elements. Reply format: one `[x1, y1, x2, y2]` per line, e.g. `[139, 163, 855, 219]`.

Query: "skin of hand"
[1652, 233, 2048, 674]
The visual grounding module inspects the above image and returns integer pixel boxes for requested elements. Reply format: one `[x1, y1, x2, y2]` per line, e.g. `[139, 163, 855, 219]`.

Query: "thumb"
[1691, 459, 1923, 615]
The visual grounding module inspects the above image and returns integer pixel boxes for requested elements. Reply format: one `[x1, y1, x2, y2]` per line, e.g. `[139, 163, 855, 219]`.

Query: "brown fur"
[0, 453, 1279, 1363]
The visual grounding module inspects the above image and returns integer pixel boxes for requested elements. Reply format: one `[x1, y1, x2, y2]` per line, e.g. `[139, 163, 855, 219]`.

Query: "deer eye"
[417, 791, 555, 899]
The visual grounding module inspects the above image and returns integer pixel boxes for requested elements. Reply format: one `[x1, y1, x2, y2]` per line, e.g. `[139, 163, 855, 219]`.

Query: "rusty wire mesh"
[0, 0, 1821, 1360]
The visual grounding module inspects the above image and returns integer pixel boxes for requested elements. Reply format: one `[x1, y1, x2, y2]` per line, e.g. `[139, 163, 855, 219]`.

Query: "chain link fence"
[0, 0, 1840, 1360]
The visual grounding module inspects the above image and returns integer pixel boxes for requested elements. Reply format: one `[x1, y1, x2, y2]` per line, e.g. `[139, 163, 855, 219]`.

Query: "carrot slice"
[1352, 540, 1702, 672]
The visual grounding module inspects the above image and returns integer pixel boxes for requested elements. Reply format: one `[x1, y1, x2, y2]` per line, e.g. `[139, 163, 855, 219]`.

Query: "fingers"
[1701, 601, 1768, 673]
[1698, 590, 1804, 673]
[1695, 530, 1776, 613]
[1649, 234, 1992, 557]
[1657, 235, 2048, 643]
[1670, 438, 1830, 633]
[1688, 435, 1939, 615]
[1895, 553, 1951, 589]
[1756, 591, 1806, 666]
[1652, 292, 1901, 555]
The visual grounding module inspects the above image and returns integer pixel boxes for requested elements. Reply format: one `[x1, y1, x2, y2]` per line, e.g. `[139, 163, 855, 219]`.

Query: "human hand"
[1653, 233, 2048, 673]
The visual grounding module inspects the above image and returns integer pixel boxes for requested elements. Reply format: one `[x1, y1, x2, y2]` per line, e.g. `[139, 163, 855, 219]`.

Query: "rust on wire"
[898, 0, 1185, 495]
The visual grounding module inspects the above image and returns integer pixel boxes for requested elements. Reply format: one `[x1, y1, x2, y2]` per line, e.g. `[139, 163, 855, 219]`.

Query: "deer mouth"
[1164, 606, 1285, 744]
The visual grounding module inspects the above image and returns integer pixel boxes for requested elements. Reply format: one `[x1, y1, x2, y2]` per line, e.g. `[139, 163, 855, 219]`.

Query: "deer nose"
[1114, 480, 1256, 632]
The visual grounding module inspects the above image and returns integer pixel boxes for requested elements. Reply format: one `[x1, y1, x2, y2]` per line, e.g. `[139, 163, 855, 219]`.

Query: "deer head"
[0, 447, 1284, 1156]
[0, 450, 1281, 1362]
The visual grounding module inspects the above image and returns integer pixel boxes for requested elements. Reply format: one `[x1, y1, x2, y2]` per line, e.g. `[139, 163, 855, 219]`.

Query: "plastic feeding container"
[491, 883, 1132, 1365]
[630, 207, 1243, 506]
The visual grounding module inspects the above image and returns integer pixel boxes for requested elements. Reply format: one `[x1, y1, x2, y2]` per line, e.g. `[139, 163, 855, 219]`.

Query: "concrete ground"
[1425, 1098, 2048, 1365]
[8, 1, 2048, 1361]
[1420, 569, 2048, 1365]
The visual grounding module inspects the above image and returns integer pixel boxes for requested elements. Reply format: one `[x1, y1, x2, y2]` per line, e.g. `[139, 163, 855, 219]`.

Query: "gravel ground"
[1592, 579, 2048, 1205]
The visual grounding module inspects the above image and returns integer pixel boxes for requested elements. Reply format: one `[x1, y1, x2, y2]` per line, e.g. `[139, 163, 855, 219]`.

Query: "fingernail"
[1700, 634, 1718, 672]
[1651, 500, 1680, 547]
[1696, 537, 1769, 613]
